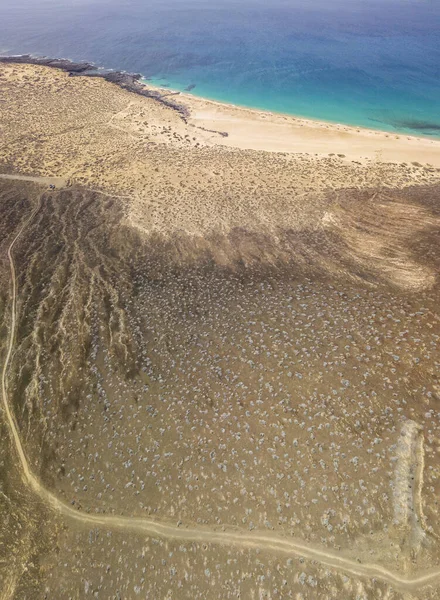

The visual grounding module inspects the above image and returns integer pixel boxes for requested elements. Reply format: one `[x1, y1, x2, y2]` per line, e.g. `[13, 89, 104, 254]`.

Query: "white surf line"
[2, 194, 440, 593]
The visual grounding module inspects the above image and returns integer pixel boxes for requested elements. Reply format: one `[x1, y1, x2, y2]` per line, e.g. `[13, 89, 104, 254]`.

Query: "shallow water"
[1, 0, 440, 136]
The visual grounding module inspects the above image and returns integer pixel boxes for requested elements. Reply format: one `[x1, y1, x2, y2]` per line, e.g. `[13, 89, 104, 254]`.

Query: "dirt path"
[0, 173, 133, 201]
[0, 173, 68, 188]
[2, 188, 440, 594]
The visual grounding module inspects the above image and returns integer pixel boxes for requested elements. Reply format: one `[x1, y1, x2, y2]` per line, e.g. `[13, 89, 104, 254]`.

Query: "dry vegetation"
[0, 63, 440, 599]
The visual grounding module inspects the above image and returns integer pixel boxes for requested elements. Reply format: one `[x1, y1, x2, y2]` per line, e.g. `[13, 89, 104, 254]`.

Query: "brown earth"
[0, 63, 440, 599]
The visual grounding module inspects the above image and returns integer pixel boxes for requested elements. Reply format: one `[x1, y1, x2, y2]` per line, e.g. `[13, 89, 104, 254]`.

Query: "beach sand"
[173, 87, 440, 166]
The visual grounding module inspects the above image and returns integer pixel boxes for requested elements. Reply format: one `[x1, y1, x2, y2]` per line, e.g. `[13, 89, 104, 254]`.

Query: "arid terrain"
[0, 61, 440, 599]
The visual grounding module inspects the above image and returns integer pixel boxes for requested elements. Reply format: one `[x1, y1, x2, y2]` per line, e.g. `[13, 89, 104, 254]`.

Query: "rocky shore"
[0, 54, 190, 121]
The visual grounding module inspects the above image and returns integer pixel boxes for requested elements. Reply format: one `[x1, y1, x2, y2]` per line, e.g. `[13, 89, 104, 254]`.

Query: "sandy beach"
[152, 83, 440, 165]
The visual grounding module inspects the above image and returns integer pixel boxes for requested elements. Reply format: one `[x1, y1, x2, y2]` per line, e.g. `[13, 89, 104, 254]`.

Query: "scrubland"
[0, 62, 440, 598]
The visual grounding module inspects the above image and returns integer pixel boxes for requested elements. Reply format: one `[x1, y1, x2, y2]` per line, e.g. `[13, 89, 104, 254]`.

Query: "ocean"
[1, 0, 440, 136]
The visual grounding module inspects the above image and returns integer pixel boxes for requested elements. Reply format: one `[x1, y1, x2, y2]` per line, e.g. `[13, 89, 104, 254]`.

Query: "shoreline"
[150, 80, 440, 145]
[150, 81, 440, 166]
[0, 54, 191, 122]
[1, 54, 440, 168]
[145, 76, 440, 143]
[2, 54, 440, 146]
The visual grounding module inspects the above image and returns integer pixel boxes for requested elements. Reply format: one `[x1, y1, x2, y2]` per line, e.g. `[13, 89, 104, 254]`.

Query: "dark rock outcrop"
[0, 55, 190, 121]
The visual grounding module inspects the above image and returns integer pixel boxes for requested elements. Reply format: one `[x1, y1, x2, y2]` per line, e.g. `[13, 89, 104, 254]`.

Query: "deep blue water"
[1, 0, 440, 136]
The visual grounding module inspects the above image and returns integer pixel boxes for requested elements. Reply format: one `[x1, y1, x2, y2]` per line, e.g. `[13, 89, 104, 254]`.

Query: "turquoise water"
[1, 0, 440, 136]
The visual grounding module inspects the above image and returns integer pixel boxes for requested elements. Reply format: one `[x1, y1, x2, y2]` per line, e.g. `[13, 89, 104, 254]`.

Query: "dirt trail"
[0, 173, 68, 188]
[0, 173, 132, 201]
[2, 184, 440, 594]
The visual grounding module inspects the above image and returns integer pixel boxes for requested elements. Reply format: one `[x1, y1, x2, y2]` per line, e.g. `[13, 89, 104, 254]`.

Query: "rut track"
[1, 176, 440, 593]
[0, 173, 67, 187]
